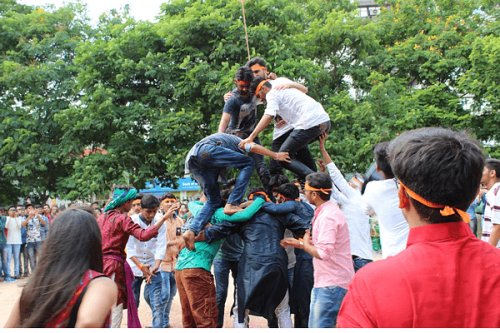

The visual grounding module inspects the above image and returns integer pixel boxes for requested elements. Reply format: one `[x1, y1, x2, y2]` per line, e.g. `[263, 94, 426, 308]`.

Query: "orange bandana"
[254, 79, 269, 97]
[248, 191, 271, 202]
[304, 183, 332, 195]
[162, 198, 177, 204]
[236, 80, 250, 86]
[250, 64, 267, 72]
[398, 181, 470, 223]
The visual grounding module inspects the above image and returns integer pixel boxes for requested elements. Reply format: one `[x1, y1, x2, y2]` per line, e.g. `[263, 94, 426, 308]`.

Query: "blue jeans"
[160, 271, 177, 327]
[144, 273, 164, 328]
[352, 256, 373, 272]
[308, 286, 347, 328]
[188, 144, 254, 234]
[213, 259, 239, 327]
[26, 241, 41, 272]
[132, 276, 145, 308]
[3, 244, 21, 277]
[20, 244, 29, 276]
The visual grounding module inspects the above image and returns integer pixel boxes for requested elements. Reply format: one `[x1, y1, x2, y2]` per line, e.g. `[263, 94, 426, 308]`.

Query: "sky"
[18, 0, 166, 23]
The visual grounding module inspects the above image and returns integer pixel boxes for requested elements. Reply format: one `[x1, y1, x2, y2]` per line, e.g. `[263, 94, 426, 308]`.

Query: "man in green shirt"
[175, 196, 265, 328]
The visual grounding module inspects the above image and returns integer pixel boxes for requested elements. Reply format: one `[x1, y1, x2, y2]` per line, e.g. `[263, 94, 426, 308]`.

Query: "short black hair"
[250, 76, 272, 96]
[34, 204, 42, 209]
[374, 141, 394, 179]
[246, 57, 267, 68]
[305, 172, 332, 201]
[276, 183, 300, 200]
[235, 66, 253, 82]
[160, 193, 176, 201]
[485, 158, 500, 178]
[269, 174, 290, 190]
[141, 195, 160, 209]
[388, 127, 484, 223]
[25, 203, 33, 209]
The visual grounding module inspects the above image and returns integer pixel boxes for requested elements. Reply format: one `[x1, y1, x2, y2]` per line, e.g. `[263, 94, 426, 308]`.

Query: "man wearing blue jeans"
[22, 204, 45, 273]
[5, 206, 22, 279]
[182, 133, 290, 250]
[126, 195, 167, 328]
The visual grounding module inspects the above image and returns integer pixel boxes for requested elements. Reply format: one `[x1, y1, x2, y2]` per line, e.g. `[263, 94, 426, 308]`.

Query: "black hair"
[34, 204, 42, 209]
[250, 76, 272, 96]
[141, 194, 160, 209]
[485, 158, 500, 178]
[160, 193, 176, 201]
[305, 172, 332, 201]
[235, 66, 253, 82]
[374, 141, 394, 179]
[246, 57, 267, 68]
[269, 174, 290, 190]
[8, 205, 16, 211]
[19, 207, 103, 327]
[388, 127, 484, 223]
[276, 183, 300, 200]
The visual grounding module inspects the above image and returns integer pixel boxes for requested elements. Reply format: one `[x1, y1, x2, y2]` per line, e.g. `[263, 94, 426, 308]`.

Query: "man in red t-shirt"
[337, 127, 500, 328]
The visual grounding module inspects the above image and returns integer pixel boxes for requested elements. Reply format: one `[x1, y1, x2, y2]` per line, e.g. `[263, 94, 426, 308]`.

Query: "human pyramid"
[4, 57, 500, 328]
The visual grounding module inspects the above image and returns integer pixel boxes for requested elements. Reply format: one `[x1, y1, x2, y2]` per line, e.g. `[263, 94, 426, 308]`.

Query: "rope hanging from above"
[240, 0, 251, 61]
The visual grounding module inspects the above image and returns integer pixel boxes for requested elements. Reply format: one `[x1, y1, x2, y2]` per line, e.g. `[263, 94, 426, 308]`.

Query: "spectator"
[22, 204, 46, 272]
[126, 195, 167, 328]
[5, 206, 22, 280]
[16, 205, 29, 278]
[481, 158, 500, 247]
[362, 142, 409, 258]
[0, 211, 7, 282]
[5, 207, 117, 327]
[338, 127, 500, 327]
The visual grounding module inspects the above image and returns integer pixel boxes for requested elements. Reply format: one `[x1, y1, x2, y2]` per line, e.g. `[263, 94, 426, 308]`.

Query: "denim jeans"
[278, 121, 331, 180]
[160, 271, 177, 327]
[213, 259, 239, 327]
[352, 256, 373, 272]
[3, 244, 21, 277]
[26, 241, 41, 272]
[144, 272, 164, 328]
[132, 276, 145, 308]
[291, 251, 314, 328]
[308, 286, 347, 328]
[188, 144, 254, 234]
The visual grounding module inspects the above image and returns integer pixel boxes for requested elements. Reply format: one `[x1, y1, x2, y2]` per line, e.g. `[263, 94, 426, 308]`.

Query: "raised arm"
[215, 197, 265, 223]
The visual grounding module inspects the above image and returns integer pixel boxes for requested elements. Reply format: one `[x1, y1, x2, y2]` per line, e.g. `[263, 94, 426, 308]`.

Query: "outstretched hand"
[317, 159, 326, 173]
[274, 152, 291, 163]
[319, 132, 328, 151]
[280, 237, 302, 249]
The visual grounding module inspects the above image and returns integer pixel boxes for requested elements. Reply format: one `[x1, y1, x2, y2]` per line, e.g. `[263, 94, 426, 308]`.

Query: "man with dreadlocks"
[97, 186, 170, 328]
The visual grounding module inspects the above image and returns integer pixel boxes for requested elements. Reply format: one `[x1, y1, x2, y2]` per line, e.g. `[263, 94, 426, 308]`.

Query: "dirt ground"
[0, 273, 268, 328]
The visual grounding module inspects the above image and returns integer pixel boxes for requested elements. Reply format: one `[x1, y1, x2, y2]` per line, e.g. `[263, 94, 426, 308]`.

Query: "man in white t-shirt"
[240, 77, 331, 181]
[4, 206, 22, 279]
[362, 142, 409, 258]
[480, 158, 500, 248]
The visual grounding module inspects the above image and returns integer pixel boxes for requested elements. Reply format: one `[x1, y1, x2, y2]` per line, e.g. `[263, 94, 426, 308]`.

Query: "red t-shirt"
[338, 222, 500, 328]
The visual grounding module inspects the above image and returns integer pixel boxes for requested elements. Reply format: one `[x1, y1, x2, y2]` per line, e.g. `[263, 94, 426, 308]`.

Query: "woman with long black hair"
[5, 207, 117, 328]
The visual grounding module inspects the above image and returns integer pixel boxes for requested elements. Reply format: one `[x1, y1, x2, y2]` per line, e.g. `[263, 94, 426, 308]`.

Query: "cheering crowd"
[2, 57, 500, 328]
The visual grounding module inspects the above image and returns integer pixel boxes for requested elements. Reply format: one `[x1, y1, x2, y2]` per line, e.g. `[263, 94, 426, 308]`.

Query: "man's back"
[338, 222, 500, 328]
[362, 179, 409, 258]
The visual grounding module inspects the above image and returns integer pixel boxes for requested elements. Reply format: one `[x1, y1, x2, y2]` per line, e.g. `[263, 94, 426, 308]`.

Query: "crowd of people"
[1, 57, 499, 328]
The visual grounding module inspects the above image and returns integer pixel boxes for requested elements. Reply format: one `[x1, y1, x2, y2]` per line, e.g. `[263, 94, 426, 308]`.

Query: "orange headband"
[250, 64, 267, 72]
[304, 183, 332, 195]
[248, 191, 271, 202]
[255, 79, 269, 96]
[162, 198, 177, 204]
[236, 80, 250, 86]
[398, 181, 470, 223]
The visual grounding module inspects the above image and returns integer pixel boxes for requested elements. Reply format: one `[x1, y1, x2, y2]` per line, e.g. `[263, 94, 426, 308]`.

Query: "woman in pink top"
[282, 172, 354, 327]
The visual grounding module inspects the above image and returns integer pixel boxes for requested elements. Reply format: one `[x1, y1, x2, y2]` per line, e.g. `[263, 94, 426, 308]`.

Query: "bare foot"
[224, 204, 243, 215]
[182, 230, 196, 251]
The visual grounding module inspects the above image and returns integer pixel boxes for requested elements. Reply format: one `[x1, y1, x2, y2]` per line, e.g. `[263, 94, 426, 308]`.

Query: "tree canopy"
[0, 0, 498, 204]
